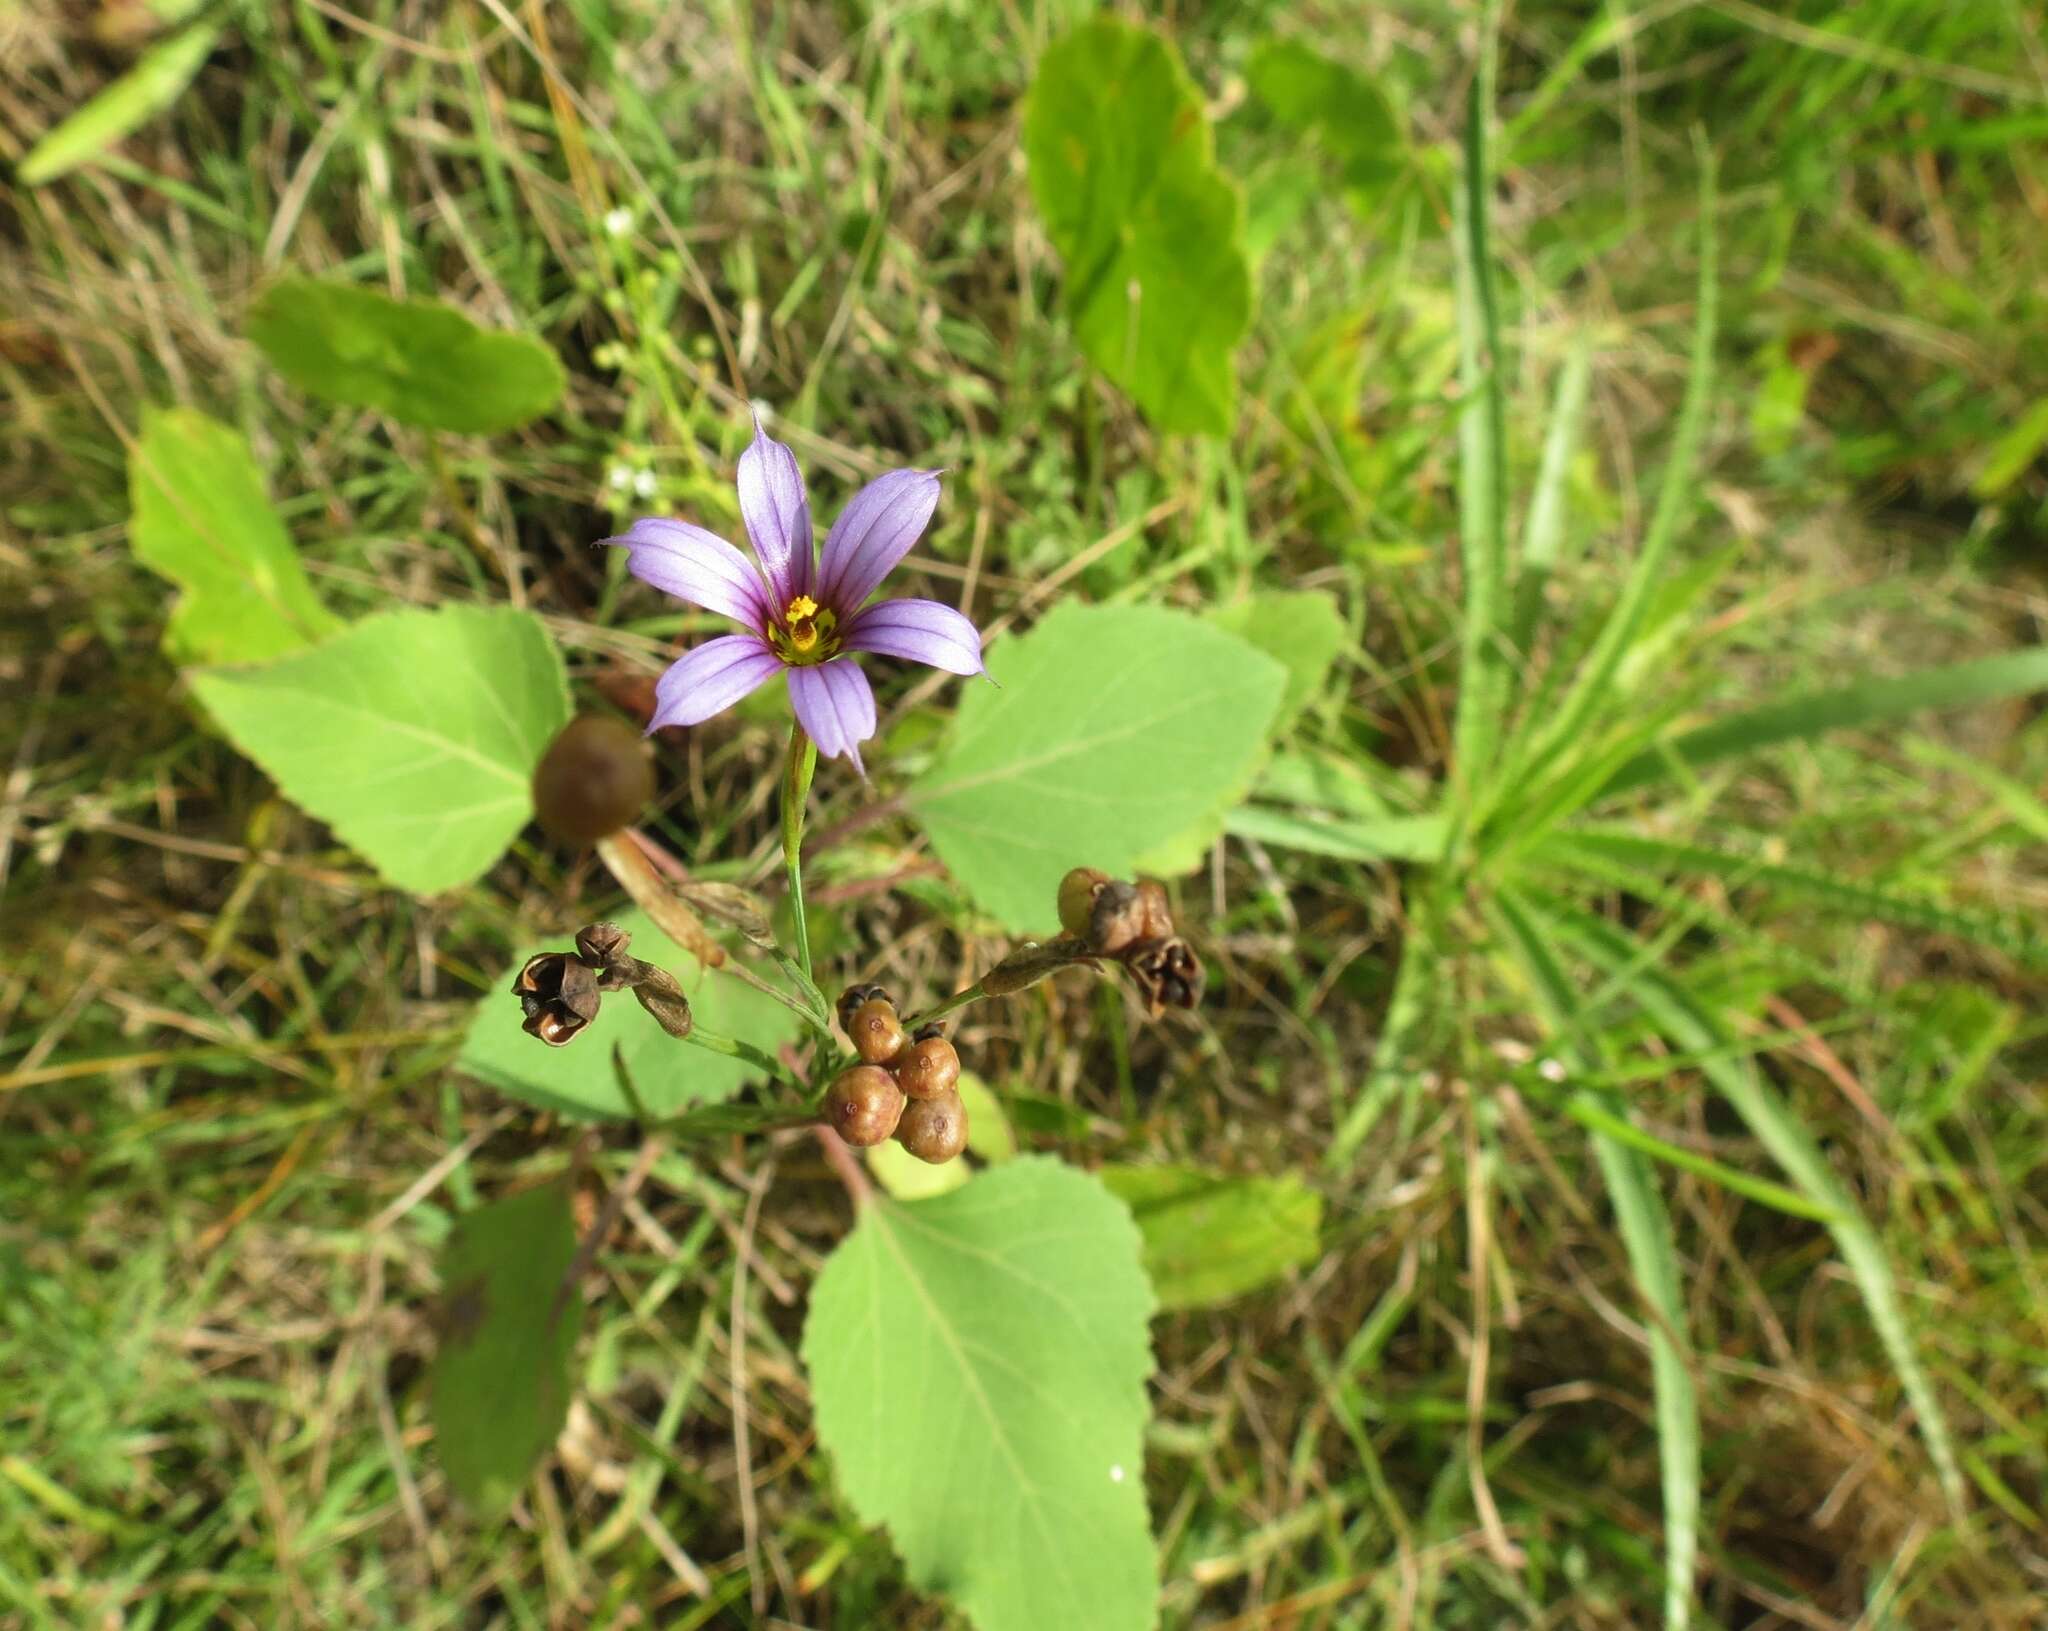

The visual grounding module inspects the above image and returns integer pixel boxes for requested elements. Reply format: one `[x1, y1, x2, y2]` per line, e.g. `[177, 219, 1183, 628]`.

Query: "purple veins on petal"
[816, 469, 942, 615]
[648, 635, 784, 731]
[736, 419, 812, 606]
[842, 597, 985, 676]
[788, 661, 878, 774]
[607, 519, 770, 629]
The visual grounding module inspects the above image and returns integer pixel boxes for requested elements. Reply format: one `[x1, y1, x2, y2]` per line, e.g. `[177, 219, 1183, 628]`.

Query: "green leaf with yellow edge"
[427, 1178, 580, 1516]
[458, 909, 804, 1122]
[1100, 1164, 1323, 1310]
[1024, 19, 1251, 434]
[908, 604, 1285, 930]
[17, 20, 222, 186]
[248, 277, 566, 434]
[129, 408, 343, 665]
[188, 604, 568, 895]
[804, 1158, 1157, 1631]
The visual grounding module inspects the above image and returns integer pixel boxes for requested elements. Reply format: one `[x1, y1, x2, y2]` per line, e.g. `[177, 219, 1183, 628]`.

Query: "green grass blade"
[1226, 804, 1447, 864]
[1540, 896, 1967, 1513]
[1329, 923, 1436, 1166]
[1447, 0, 1511, 820]
[1504, 149, 1718, 799]
[1511, 338, 1594, 649]
[1560, 1093, 1843, 1225]
[1491, 890, 1699, 1630]
[1537, 829, 2048, 970]
[1594, 646, 2048, 801]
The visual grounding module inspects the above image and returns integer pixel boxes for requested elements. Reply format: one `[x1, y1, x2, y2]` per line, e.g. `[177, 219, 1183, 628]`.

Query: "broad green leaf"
[1133, 592, 1345, 874]
[1024, 20, 1251, 435]
[957, 1072, 1017, 1162]
[128, 407, 344, 665]
[803, 1158, 1157, 1631]
[247, 277, 566, 434]
[428, 1178, 580, 1515]
[1099, 1164, 1322, 1310]
[908, 604, 1285, 930]
[17, 21, 221, 186]
[1206, 590, 1347, 735]
[457, 910, 804, 1121]
[1595, 647, 2048, 801]
[1245, 39, 1406, 205]
[188, 604, 568, 894]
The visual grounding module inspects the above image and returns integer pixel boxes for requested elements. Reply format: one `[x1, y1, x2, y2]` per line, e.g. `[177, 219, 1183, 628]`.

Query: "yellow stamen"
[785, 594, 819, 622]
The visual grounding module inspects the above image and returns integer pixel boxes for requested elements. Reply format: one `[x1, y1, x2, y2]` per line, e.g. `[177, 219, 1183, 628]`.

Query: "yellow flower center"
[772, 594, 838, 666]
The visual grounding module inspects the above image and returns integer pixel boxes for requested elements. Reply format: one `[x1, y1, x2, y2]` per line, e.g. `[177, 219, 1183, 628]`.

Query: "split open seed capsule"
[847, 997, 908, 1066]
[532, 715, 655, 845]
[894, 1035, 960, 1100]
[896, 1088, 968, 1164]
[824, 1065, 905, 1147]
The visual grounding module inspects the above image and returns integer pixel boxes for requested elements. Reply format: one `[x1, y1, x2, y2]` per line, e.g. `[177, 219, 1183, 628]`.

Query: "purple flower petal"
[788, 660, 878, 773]
[736, 417, 812, 608]
[606, 518, 769, 631]
[648, 635, 784, 731]
[816, 469, 941, 616]
[842, 597, 985, 676]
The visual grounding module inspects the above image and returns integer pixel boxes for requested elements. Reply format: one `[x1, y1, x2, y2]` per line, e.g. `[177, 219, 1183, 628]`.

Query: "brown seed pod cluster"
[1054, 866, 1205, 1019]
[824, 988, 968, 1163]
[511, 921, 694, 1045]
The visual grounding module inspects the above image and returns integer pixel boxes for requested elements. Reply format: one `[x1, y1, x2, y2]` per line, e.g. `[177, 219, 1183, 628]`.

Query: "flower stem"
[903, 980, 989, 1032]
[781, 723, 819, 985]
[679, 1023, 791, 1081]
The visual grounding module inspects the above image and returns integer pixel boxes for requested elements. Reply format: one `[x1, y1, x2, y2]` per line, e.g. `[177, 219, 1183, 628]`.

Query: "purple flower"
[605, 419, 985, 773]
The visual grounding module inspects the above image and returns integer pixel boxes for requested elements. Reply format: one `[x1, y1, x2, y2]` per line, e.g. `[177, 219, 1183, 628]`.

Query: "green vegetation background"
[3, 1, 2045, 1627]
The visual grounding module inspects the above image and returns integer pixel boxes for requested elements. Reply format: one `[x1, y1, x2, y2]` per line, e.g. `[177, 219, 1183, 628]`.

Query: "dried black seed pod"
[1057, 867, 1109, 939]
[912, 1022, 945, 1043]
[847, 998, 908, 1067]
[1087, 880, 1149, 956]
[575, 921, 631, 968]
[896, 1089, 968, 1163]
[630, 965, 693, 1039]
[895, 1035, 960, 1100]
[1122, 937, 1204, 1019]
[512, 953, 602, 1046]
[835, 982, 892, 1035]
[825, 1065, 905, 1147]
[532, 715, 655, 846]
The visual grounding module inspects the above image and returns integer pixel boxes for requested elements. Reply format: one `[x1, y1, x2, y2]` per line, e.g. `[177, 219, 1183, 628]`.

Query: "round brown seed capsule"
[848, 997, 908, 1067]
[896, 1088, 968, 1164]
[835, 982, 891, 1035]
[894, 1035, 960, 1100]
[824, 1065, 905, 1148]
[1057, 866, 1110, 939]
[532, 715, 655, 846]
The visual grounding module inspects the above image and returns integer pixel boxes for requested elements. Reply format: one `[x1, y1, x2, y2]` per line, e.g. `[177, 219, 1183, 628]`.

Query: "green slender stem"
[902, 980, 989, 1032]
[677, 1022, 791, 1082]
[781, 723, 818, 985]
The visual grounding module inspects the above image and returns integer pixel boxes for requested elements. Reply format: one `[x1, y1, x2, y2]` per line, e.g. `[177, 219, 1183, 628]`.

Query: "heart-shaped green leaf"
[189, 604, 568, 894]
[804, 1158, 1157, 1631]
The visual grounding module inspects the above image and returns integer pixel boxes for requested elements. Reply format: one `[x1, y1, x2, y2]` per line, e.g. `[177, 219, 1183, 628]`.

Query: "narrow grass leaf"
[1226, 804, 1446, 864]
[1511, 338, 1594, 647]
[1492, 889, 1699, 1631]
[1545, 898, 1966, 1512]
[1595, 646, 2048, 801]
[18, 20, 221, 186]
